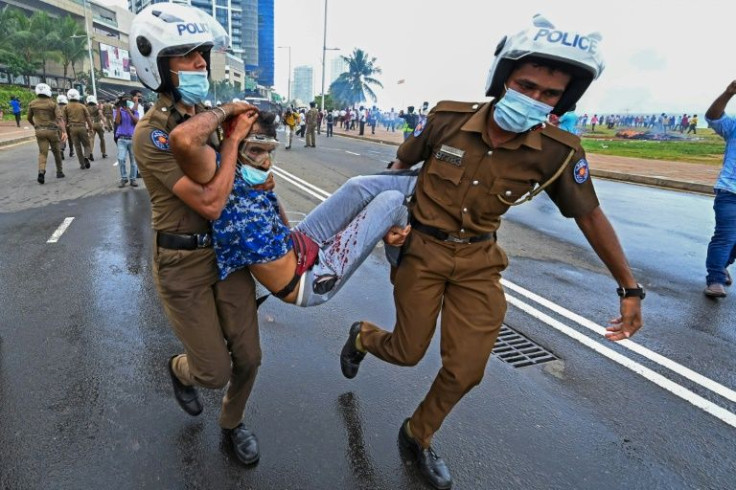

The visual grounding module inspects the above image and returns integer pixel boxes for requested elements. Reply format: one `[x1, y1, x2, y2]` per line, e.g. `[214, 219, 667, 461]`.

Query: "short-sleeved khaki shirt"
[27, 97, 60, 128]
[88, 105, 102, 124]
[398, 100, 599, 237]
[132, 93, 210, 234]
[64, 102, 91, 126]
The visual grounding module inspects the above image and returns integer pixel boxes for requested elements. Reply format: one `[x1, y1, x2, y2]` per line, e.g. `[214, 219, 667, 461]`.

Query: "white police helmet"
[232, 97, 241, 103]
[129, 3, 230, 92]
[35, 83, 52, 97]
[67, 88, 81, 101]
[485, 14, 605, 115]
[203, 99, 212, 108]
[86, 95, 98, 105]
[57, 95, 68, 105]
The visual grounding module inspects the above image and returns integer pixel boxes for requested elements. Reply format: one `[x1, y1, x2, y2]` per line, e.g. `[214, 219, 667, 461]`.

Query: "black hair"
[255, 112, 278, 138]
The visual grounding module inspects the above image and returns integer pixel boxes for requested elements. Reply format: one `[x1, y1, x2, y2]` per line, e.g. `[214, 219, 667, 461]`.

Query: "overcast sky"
[100, 0, 734, 115]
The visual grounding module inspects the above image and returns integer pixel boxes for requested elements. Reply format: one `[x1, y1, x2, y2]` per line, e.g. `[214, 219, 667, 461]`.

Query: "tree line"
[0, 6, 91, 89]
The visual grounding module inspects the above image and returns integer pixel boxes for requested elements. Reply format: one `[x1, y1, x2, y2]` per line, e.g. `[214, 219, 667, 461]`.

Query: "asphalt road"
[0, 131, 734, 489]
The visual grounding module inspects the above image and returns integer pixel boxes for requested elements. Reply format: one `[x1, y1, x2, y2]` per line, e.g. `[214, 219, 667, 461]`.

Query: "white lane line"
[506, 293, 736, 428]
[272, 168, 330, 202]
[272, 169, 736, 424]
[47, 217, 74, 243]
[503, 279, 736, 404]
[345, 151, 360, 156]
[272, 166, 331, 199]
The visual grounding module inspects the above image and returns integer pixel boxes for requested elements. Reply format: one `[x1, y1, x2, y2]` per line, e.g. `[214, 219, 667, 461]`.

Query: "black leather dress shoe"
[340, 322, 366, 379]
[37, 172, 45, 184]
[398, 419, 453, 489]
[223, 424, 260, 465]
[167, 356, 203, 416]
[88, 154, 94, 161]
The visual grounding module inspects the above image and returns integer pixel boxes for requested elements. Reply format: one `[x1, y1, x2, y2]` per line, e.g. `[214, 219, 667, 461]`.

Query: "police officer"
[27, 83, 66, 184]
[56, 94, 69, 160]
[63, 89, 93, 169]
[339, 16, 644, 489]
[102, 98, 115, 132]
[86, 95, 108, 159]
[305, 101, 318, 147]
[130, 3, 263, 466]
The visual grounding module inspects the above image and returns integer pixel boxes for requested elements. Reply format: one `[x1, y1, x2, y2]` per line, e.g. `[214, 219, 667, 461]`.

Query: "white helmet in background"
[232, 97, 241, 103]
[35, 83, 52, 97]
[86, 95, 98, 105]
[57, 95, 68, 105]
[67, 88, 81, 101]
[203, 99, 212, 108]
[485, 14, 605, 115]
[129, 3, 230, 92]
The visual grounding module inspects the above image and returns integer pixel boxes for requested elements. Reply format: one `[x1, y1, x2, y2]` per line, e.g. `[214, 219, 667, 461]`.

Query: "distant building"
[329, 55, 347, 87]
[293, 65, 314, 106]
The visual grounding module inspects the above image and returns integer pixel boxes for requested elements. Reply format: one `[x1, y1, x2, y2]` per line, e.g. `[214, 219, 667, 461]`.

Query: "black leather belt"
[157, 232, 212, 250]
[410, 218, 496, 244]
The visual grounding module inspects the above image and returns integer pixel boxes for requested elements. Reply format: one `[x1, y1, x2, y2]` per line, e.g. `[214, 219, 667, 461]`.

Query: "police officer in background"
[56, 95, 70, 160]
[305, 101, 318, 147]
[102, 98, 115, 132]
[63, 89, 93, 169]
[86, 95, 108, 159]
[27, 83, 66, 184]
[130, 3, 264, 466]
[340, 16, 644, 489]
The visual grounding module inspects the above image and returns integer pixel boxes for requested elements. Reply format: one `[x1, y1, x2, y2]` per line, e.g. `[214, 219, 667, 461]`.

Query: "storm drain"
[492, 325, 558, 368]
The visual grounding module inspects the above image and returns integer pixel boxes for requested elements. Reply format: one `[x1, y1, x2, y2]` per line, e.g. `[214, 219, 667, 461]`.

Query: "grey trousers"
[294, 172, 418, 307]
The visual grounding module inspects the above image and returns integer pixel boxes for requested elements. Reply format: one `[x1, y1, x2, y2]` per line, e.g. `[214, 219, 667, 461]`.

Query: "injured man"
[171, 111, 417, 307]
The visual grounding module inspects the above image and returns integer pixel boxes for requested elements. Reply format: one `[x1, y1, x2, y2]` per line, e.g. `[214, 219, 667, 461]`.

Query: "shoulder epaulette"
[434, 100, 486, 113]
[148, 99, 176, 128]
[541, 124, 581, 149]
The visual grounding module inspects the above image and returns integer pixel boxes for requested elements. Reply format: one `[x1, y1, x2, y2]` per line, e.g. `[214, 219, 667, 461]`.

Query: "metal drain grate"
[492, 325, 558, 368]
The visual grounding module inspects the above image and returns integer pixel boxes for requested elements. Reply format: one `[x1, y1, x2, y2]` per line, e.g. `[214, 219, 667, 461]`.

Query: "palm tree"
[329, 48, 383, 108]
[0, 5, 18, 57]
[57, 15, 87, 86]
[6, 9, 41, 86]
[30, 11, 62, 83]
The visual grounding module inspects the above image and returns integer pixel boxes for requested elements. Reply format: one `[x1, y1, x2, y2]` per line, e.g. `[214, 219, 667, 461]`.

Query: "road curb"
[335, 132, 714, 195]
[0, 136, 35, 148]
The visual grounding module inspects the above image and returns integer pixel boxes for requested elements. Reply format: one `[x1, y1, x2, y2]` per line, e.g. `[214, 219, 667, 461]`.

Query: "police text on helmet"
[533, 29, 598, 54]
[177, 23, 208, 36]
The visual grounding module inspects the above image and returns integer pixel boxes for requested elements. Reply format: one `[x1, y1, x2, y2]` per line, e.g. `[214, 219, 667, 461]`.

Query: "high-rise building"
[329, 55, 348, 87]
[292, 65, 313, 106]
[256, 0, 273, 87]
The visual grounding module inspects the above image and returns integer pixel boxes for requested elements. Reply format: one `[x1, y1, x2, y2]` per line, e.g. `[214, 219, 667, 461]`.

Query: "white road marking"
[503, 279, 736, 404]
[506, 293, 736, 429]
[47, 217, 74, 243]
[0, 139, 34, 150]
[345, 151, 360, 156]
[273, 168, 736, 427]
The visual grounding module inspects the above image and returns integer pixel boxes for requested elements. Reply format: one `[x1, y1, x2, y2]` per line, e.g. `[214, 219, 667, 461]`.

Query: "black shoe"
[130, 180, 138, 187]
[56, 171, 65, 178]
[285, 146, 290, 150]
[102, 154, 107, 158]
[167, 355, 203, 416]
[223, 424, 260, 465]
[340, 322, 366, 379]
[398, 419, 453, 489]
[61, 154, 65, 160]
[37, 172, 45, 184]
[88, 154, 94, 162]
[69, 150, 74, 157]
[84, 159, 91, 169]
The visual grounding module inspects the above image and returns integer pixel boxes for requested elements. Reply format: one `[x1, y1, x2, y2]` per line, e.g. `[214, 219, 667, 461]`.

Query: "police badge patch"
[573, 158, 589, 184]
[413, 118, 425, 137]
[151, 129, 170, 150]
[434, 145, 465, 166]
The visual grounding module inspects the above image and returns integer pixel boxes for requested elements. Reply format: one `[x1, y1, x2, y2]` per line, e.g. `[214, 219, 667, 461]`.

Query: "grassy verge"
[580, 127, 725, 164]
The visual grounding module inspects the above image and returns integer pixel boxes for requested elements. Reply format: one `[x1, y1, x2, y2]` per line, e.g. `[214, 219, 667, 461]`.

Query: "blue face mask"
[239, 164, 271, 186]
[172, 70, 209, 106]
[126, 101, 134, 109]
[493, 87, 554, 133]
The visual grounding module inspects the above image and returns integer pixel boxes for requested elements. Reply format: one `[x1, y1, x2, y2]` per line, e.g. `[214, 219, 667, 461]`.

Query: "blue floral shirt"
[212, 171, 292, 280]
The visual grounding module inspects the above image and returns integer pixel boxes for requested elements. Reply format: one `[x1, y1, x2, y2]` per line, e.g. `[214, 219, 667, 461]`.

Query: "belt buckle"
[444, 234, 469, 244]
[196, 234, 212, 248]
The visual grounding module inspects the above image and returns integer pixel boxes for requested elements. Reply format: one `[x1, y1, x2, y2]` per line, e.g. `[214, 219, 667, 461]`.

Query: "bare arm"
[706, 80, 736, 120]
[575, 206, 643, 341]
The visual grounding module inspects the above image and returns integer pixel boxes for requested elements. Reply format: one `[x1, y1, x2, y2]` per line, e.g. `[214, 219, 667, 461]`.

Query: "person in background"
[325, 109, 334, 137]
[56, 95, 69, 160]
[703, 81, 736, 298]
[28, 83, 66, 184]
[10, 95, 22, 127]
[86, 95, 108, 160]
[688, 114, 698, 134]
[63, 88, 93, 170]
[102, 99, 115, 132]
[399, 105, 418, 140]
[131, 89, 146, 119]
[282, 107, 298, 149]
[113, 94, 139, 188]
[305, 101, 318, 148]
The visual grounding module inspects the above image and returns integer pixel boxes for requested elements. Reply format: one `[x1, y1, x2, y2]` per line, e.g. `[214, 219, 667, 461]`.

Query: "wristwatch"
[616, 283, 646, 299]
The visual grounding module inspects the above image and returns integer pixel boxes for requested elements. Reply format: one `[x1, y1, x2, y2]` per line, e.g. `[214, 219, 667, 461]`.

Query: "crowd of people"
[576, 112, 699, 133]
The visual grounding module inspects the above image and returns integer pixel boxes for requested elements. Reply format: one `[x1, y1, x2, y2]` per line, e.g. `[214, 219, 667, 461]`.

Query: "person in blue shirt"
[10, 96, 22, 128]
[703, 80, 736, 298]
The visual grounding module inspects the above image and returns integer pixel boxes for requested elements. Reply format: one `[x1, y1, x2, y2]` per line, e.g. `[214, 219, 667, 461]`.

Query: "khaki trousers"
[91, 122, 106, 155]
[69, 126, 91, 168]
[360, 230, 508, 448]
[153, 241, 261, 429]
[305, 124, 317, 147]
[35, 128, 63, 173]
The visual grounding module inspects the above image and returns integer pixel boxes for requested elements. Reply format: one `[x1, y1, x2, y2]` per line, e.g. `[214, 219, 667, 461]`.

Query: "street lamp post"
[320, 0, 339, 114]
[277, 45, 291, 104]
[82, 0, 96, 97]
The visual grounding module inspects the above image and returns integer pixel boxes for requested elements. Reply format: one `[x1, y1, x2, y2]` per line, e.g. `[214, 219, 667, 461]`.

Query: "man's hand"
[383, 224, 411, 247]
[227, 110, 259, 142]
[605, 297, 642, 341]
[61, 132, 68, 144]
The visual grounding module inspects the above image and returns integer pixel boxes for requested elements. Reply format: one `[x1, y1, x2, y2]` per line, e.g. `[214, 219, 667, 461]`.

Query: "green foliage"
[0, 84, 36, 118]
[329, 48, 383, 108]
[314, 94, 335, 111]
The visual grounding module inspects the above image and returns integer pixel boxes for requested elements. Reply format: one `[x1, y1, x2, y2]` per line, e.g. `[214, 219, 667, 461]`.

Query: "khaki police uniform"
[88, 105, 107, 156]
[102, 102, 114, 131]
[305, 107, 319, 147]
[358, 101, 599, 448]
[27, 97, 63, 174]
[132, 93, 261, 429]
[64, 101, 92, 168]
